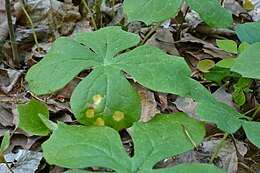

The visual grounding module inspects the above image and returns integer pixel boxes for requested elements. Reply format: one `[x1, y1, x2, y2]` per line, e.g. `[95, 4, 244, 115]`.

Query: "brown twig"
[5, 0, 20, 67]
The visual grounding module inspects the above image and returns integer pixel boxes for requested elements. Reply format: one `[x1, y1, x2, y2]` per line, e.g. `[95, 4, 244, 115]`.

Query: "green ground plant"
[15, 1, 260, 173]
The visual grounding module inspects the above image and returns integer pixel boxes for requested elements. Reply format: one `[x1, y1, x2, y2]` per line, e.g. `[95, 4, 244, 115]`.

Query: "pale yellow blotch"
[94, 118, 105, 126]
[93, 94, 102, 105]
[86, 108, 95, 118]
[112, 111, 124, 121]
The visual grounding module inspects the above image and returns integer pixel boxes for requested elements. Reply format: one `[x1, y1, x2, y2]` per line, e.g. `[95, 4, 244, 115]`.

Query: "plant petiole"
[18, 0, 40, 52]
[82, 0, 98, 30]
[209, 132, 229, 164]
[140, 21, 163, 45]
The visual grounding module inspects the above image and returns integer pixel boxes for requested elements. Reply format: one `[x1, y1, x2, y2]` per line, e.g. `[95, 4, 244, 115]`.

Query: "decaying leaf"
[0, 149, 42, 173]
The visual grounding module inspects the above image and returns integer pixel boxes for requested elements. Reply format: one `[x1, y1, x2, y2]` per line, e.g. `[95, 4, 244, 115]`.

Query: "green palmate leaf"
[25, 38, 100, 95]
[197, 59, 215, 73]
[17, 99, 49, 136]
[0, 131, 10, 152]
[70, 66, 141, 130]
[131, 113, 205, 171]
[43, 123, 132, 172]
[195, 100, 244, 134]
[123, 0, 182, 25]
[185, 0, 233, 28]
[235, 22, 260, 44]
[26, 26, 192, 130]
[242, 121, 260, 148]
[187, 79, 246, 134]
[114, 46, 191, 97]
[42, 113, 223, 172]
[231, 42, 260, 79]
[148, 163, 226, 173]
[216, 40, 238, 54]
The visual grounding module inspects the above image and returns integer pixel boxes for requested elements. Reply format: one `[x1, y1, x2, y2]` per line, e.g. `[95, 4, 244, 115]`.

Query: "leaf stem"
[112, 0, 115, 18]
[5, 0, 20, 67]
[3, 158, 14, 173]
[18, 0, 40, 52]
[140, 21, 163, 45]
[209, 132, 229, 164]
[251, 105, 260, 120]
[82, 0, 98, 30]
[244, 104, 260, 120]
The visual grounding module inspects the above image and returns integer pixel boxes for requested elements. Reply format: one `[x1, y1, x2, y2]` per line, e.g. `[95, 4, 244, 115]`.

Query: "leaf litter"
[0, 0, 259, 172]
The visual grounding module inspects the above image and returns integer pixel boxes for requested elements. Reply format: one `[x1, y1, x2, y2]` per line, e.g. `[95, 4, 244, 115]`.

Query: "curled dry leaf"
[146, 28, 179, 56]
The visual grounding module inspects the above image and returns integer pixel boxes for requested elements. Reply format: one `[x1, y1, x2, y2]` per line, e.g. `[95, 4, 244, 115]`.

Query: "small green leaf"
[42, 113, 210, 172]
[123, 0, 183, 25]
[231, 42, 260, 79]
[243, 0, 254, 11]
[38, 113, 57, 131]
[216, 40, 237, 54]
[233, 77, 252, 90]
[0, 131, 10, 152]
[235, 22, 260, 44]
[242, 121, 260, 148]
[17, 99, 49, 136]
[204, 66, 240, 85]
[232, 77, 252, 106]
[186, 0, 233, 28]
[216, 59, 236, 68]
[238, 42, 250, 54]
[233, 90, 246, 106]
[197, 59, 215, 73]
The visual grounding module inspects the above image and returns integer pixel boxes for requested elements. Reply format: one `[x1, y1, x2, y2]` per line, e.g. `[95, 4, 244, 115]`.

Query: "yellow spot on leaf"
[86, 108, 95, 118]
[112, 111, 124, 121]
[93, 94, 102, 105]
[94, 118, 105, 126]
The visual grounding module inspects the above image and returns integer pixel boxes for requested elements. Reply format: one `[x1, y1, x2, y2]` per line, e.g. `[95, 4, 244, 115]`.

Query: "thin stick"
[82, 0, 98, 30]
[18, 0, 40, 51]
[209, 133, 229, 164]
[5, 0, 20, 66]
[112, 0, 115, 18]
[1, 154, 14, 173]
[140, 21, 163, 45]
[181, 125, 198, 149]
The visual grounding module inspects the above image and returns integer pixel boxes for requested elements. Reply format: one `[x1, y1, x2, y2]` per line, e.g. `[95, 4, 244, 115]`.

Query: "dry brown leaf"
[146, 28, 179, 56]
[201, 139, 248, 173]
[224, 0, 248, 17]
[0, 104, 14, 127]
[0, 68, 23, 93]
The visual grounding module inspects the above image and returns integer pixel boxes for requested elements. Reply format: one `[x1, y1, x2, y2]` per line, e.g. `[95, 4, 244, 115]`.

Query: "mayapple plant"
[15, 0, 260, 172]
